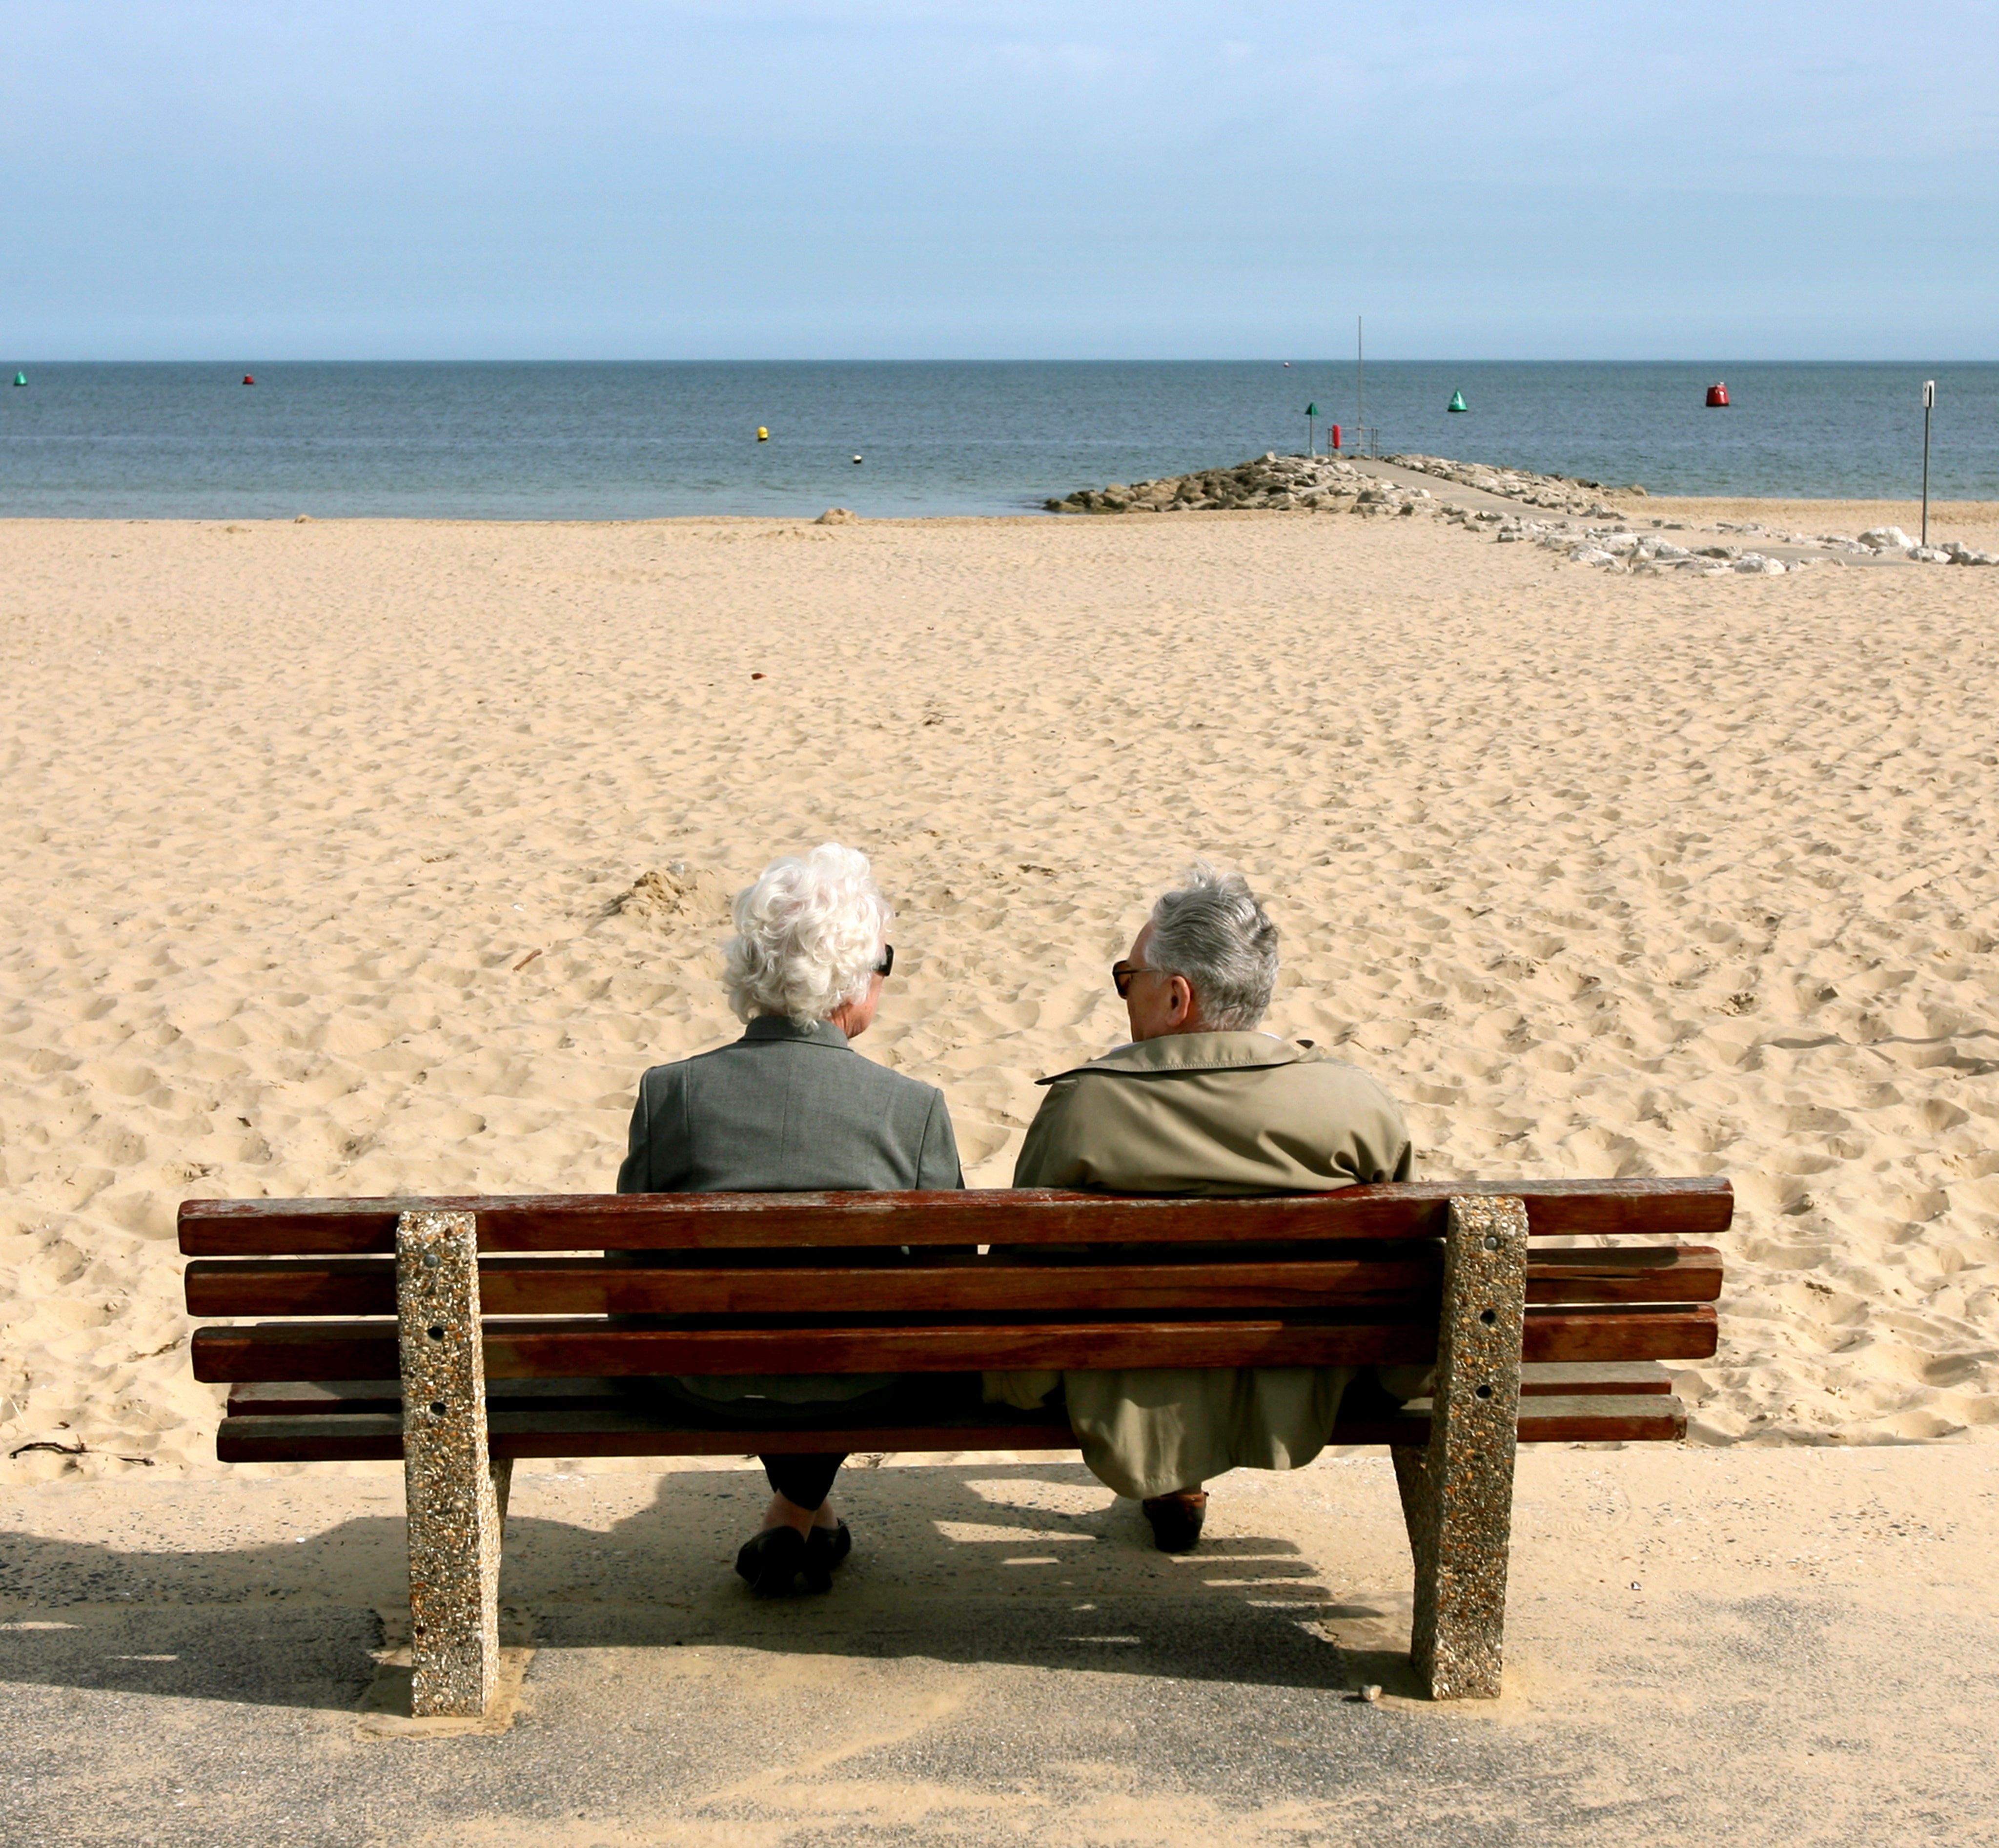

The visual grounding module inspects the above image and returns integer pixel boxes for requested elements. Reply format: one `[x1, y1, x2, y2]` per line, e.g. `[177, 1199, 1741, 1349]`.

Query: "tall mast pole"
[1357, 316, 1365, 456]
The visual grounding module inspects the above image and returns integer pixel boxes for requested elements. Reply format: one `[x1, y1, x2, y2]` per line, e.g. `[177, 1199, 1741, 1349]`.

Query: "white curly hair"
[724, 842, 892, 1027]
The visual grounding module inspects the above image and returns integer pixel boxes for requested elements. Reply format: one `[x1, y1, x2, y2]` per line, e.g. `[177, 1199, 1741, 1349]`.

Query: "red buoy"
[243, 374, 255, 385]
[1329, 423, 1342, 452]
[1705, 381, 1729, 407]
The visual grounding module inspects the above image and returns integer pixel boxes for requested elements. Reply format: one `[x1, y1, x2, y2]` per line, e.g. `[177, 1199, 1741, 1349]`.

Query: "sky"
[2, 1, 1995, 359]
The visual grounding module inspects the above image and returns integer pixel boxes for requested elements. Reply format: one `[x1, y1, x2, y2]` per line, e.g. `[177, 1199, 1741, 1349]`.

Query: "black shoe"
[734, 1525, 807, 1595]
[1141, 1492, 1209, 1554]
[801, 1519, 852, 1593]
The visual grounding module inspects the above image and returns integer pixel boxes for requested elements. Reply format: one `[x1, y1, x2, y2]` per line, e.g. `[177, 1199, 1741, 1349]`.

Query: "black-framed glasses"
[876, 944, 895, 978]
[1111, 961, 1162, 999]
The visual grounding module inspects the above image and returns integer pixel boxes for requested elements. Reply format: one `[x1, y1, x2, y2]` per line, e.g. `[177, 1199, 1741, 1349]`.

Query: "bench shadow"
[517, 1459, 1426, 1696]
[0, 1460, 1427, 1709]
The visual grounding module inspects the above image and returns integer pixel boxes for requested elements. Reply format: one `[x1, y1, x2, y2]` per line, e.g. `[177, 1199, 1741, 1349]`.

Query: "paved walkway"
[3, 1445, 1995, 1845]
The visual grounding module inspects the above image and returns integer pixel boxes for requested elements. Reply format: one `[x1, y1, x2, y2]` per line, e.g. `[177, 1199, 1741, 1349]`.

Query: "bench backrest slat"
[184, 1246, 1724, 1318]
[178, 1178, 1734, 1255]
[191, 1301, 1717, 1382]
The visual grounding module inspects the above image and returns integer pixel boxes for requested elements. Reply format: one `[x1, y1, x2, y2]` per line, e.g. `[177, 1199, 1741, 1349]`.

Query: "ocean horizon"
[3, 360, 1993, 519]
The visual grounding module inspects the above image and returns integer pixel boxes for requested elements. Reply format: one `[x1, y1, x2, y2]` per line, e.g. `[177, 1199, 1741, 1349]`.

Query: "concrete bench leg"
[396, 1209, 504, 1718]
[1391, 1193, 1529, 1700]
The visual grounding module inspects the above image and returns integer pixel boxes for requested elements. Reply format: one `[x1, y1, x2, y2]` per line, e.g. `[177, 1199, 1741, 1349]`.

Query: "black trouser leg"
[762, 1452, 847, 1511]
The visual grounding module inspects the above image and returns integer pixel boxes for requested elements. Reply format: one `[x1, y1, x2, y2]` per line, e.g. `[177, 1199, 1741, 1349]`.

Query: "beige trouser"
[984, 1364, 1433, 1501]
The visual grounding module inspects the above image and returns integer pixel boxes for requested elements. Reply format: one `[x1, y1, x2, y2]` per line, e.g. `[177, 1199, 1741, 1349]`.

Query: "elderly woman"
[616, 843, 962, 1594]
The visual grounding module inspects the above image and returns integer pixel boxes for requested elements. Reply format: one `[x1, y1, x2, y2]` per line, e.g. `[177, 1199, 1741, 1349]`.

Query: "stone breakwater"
[1046, 452, 1999, 573]
[1046, 452, 1620, 519]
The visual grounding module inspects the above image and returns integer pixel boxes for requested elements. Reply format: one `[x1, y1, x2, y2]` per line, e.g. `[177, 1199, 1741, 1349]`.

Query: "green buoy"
[11, 373, 23, 388]
[1447, 390, 1468, 413]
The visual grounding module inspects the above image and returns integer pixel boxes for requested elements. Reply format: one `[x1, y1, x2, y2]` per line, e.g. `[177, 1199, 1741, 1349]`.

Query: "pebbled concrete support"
[1392, 1194, 1529, 1700]
[396, 1210, 503, 1718]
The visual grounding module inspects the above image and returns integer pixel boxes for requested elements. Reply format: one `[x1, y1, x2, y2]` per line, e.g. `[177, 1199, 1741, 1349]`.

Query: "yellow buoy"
[756, 426, 769, 441]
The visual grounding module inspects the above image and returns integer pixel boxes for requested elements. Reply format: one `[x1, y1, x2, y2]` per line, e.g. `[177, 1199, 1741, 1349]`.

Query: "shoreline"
[2, 493, 1996, 527]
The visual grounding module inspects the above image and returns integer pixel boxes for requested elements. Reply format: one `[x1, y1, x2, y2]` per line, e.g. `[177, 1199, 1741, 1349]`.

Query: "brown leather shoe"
[1141, 1490, 1209, 1553]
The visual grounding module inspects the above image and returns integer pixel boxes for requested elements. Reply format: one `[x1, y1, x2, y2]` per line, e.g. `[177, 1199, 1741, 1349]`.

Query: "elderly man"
[987, 864, 1415, 1552]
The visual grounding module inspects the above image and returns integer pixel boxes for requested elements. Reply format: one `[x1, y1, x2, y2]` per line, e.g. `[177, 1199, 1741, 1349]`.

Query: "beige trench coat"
[985, 1031, 1416, 1499]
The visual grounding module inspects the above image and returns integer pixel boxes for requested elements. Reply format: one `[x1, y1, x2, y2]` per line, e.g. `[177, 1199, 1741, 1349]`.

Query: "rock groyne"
[1044, 452, 1997, 571]
[1045, 452, 1621, 520]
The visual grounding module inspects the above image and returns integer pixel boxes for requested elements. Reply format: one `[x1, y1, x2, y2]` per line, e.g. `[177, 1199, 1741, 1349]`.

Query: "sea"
[3, 362, 1994, 519]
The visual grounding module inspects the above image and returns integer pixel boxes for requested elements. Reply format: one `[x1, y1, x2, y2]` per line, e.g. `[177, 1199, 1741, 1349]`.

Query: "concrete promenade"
[2, 1444, 1996, 1846]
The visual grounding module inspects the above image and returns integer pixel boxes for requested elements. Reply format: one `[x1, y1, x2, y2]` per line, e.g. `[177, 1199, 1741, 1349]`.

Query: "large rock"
[1858, 526, 1913, 551]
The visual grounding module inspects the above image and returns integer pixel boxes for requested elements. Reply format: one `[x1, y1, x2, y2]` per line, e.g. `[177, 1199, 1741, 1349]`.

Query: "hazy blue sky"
[4, 1, 1993, 358]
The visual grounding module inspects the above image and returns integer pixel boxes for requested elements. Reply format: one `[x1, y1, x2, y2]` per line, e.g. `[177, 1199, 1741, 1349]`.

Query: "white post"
[1921, 379, 1936, 549]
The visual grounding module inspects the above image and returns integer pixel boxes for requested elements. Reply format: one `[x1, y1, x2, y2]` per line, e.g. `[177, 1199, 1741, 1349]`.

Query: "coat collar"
[1035, 1030, 1321, 1086]
[742, 1016, 852, 1049]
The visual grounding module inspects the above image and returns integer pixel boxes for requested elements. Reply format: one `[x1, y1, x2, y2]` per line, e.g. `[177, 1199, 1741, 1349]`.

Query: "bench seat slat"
[212, 1391, 1686, 1463]
[178, 1178, 1734, 1255]
[192, 1303, 1716, 1381]
[183, 1246, 1724, 1317]
[224, 1359, 1673, 1419]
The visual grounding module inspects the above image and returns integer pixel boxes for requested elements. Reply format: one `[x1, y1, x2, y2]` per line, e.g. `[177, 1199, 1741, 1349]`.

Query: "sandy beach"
[1, 504, 1995, 1478]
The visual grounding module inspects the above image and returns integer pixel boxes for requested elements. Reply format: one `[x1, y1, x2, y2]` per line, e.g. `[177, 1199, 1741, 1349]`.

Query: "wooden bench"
[180, 1177, 1729, 1715]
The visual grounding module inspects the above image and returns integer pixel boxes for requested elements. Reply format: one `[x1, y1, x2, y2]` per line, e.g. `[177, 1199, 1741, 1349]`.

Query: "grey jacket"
[616, 1016, 963, 1195]
[615, 1015, 962, 1406]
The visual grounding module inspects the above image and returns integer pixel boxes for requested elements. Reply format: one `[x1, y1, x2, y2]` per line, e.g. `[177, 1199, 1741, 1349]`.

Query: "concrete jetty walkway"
[4, 1444, 1995, 1844]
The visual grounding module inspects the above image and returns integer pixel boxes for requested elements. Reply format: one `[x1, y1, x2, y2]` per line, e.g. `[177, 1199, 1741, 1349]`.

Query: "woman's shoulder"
[845, 1052, 948, 1106]
[632, 1044, 734, 1104]
[634, 1032, 760, 1083]
[818, 1051, 952, 1133]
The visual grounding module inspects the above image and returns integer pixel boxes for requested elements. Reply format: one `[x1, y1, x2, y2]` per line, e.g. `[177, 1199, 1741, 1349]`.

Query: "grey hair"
[723, 842, 891, 1027]
[1146, 863, 1279, 1030]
